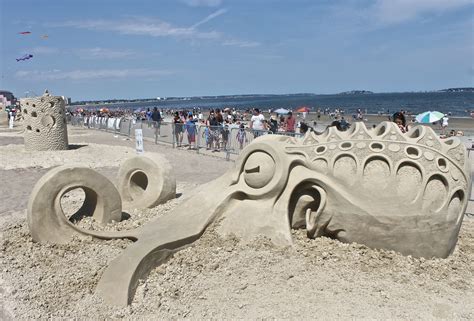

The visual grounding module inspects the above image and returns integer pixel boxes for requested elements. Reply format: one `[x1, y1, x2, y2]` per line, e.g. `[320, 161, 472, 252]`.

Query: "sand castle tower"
[20, 90, 69, 151]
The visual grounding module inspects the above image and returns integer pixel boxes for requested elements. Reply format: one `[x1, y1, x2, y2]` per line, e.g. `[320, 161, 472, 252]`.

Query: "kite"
[16, 54, 33, 62]
[18, 31, 31, 35]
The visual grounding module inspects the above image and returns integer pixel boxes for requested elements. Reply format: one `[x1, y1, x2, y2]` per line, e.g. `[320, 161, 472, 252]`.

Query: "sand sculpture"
[27, 122, 471, 305]
[20, 90, 68, 151]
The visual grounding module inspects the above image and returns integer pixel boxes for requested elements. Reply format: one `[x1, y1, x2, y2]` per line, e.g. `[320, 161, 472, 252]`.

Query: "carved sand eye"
[243, 152, 275, 189]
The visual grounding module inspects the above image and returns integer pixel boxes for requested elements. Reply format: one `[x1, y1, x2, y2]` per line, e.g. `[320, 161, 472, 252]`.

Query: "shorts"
[188, 134, 196, 142]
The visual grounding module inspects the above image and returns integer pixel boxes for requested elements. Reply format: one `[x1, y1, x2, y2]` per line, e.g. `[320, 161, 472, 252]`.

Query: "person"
[185, 114, 197, 149]
[285, 112, 296, 133]
[151, 107, 162, 136]
[146, 108, 153, 127]
[221, 125, 230, 151]
[269, 115, 278, 133]
[236, 124, 247, 149]
[249, 108, 265, 137]
[339, 117, 350, 131]
[441, 114, 449, 135]
[392, 112, 407, 133]
[299, 122, 313, 135]
[173, 112, 184, 147]
[203, 125, 212, 150]
[208, 110, 221, 151]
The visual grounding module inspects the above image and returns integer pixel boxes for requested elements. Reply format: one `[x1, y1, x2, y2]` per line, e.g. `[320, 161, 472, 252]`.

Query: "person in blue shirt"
[185, 114, 197, 149]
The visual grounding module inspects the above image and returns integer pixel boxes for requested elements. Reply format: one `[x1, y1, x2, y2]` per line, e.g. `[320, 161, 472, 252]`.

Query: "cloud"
[15, 69, 173, 81]
[181, 0, 222, 7]
[76, 47, 137, 59]
[191, 8, 227, 29]
[369, 0, 473, 25]
[222, 39, 260, 48]
[53, 17, 220, 40]
[51, 14, 260, 48]
[29, 46, 59, 54]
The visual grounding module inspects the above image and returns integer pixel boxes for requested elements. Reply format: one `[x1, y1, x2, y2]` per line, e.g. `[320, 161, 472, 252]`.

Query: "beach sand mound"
[1, 196, 473, 319]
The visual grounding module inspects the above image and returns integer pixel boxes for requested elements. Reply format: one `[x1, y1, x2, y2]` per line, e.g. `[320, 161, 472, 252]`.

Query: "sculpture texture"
[20, 90, 68, 151]
[27, 122, 471, 306]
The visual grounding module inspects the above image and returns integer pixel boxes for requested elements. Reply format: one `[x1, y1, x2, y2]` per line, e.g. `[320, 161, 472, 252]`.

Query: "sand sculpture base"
[27, 122, 471, 306]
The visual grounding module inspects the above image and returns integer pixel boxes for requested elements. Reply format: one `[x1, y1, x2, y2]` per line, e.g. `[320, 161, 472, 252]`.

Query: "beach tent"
[415, 111, 444, 123]
[273, 108, 290, 115]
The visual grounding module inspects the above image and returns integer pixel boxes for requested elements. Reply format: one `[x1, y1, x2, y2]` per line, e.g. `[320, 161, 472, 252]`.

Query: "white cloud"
[191, 8, 227, 29]
[15, 69, 172, 81]
[29, 46, 59, 54]
[76, 47, 137, 59]
[181, 0, 222, 7]
[54, 17, 220, 40]
[223, 39, 260, 48]
[370, 0, 472, 25]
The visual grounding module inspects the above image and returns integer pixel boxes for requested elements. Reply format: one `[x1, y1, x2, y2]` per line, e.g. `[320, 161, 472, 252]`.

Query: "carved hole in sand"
[405, 146, 421, 159]
[60, 187, 87, 222]
[363, 156, 390, 191]
[31, 111, 38, 117]
[35, 129, 40, 133]
[437, 158, 448, 172]
[375, 125, 387, 136]
[408, 128, 421, 138]
[129, 170, 148, 200]
[315, 146, 326, 154]
[32, 104, 36, 108]
[23, 109, 28, 114]
[444, 138, 455, 145]
[333, 155, 357, 185]
[422, 175, 448, 212]
[40, 115, 56, 128]
[49, 102, 55, 108]
[396, 162, 422, 203]
[369, 142, 384, 152]
[447, 190, 464, 222]
[339, 142, 353, 150]
[26, 125, 32, 131]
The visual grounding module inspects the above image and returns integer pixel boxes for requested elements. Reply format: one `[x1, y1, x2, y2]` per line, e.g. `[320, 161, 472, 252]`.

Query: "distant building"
[0, 90, 17, 110]
[61, 96, 72, 105]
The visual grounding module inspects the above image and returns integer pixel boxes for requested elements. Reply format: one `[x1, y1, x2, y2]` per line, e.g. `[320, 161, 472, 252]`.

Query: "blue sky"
[1, 0, 473, 100]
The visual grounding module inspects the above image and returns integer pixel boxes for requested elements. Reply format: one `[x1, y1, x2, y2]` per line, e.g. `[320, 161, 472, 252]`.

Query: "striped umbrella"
[415, 111, 444, 124]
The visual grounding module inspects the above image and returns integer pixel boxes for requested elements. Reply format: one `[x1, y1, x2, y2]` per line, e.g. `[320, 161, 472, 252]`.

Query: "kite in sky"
[16, 54, 33, 62]
[18, 31, 31, 35]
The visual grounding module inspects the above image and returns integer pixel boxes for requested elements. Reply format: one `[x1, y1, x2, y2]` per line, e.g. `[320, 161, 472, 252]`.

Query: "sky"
[1, 0, 473, 100]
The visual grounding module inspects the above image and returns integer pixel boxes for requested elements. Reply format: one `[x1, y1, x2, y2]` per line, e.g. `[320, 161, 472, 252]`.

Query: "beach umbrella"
[415, 111, 444, 124]
[273, 108, 290, 115]
[296, 106, 310, 112]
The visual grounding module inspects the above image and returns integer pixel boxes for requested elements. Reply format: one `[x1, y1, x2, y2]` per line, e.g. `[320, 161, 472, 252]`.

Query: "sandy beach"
[1, 123, 473, 319]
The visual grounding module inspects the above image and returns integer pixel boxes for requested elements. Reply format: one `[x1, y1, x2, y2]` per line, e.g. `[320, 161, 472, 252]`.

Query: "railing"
[68, 116, 276, 159]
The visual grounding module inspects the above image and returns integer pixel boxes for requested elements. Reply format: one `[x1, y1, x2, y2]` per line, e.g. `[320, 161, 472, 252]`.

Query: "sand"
[1, 126, 473, 319]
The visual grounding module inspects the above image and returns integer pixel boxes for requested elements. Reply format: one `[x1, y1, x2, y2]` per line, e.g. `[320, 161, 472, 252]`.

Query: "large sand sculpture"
[20, 90, 68, 151]
[27, 122, 471, 306]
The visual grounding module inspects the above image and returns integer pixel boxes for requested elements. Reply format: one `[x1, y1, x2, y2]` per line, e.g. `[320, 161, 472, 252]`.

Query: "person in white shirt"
[441, 114, 449, 135]
[249, 108, 266, 137]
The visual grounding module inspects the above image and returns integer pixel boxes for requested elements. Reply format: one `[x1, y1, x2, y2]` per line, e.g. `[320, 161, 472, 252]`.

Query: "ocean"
[75, 92, 474, 117]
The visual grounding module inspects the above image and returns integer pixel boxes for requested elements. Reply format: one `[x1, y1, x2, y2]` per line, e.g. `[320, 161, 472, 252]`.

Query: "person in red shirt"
[285, 112, 296, 132]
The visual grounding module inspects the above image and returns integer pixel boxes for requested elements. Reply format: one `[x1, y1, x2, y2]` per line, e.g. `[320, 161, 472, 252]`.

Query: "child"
[203, 125, 212, 150]
[185, 115, 197, 149]
[236, 124, 247, 149]
[221, 125, 230, 151]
